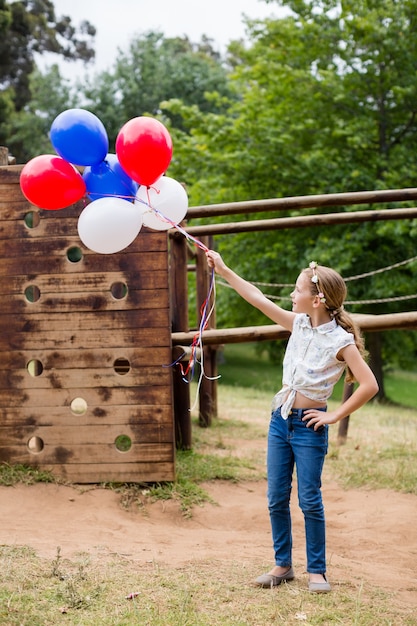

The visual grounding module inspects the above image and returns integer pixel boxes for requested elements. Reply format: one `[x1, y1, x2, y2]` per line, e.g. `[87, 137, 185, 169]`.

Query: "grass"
[0, 462, 56, 486]
[0, 344, 416, 624]
[2, 544, 415, 626]
[326, 403, 417, 493]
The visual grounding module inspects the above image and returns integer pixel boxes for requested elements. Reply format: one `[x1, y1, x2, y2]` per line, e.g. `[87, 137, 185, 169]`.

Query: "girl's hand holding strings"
[206, 250, 225, 274]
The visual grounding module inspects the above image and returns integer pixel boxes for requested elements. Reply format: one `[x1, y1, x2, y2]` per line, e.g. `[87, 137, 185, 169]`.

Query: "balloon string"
[140, 193, 220, 405]
[137, 194, 209, 252]
[88, 192, 137, 201]
[193, 269, 221, 410]
[179, 268, 215, 381]
[175, 267, 220, 412]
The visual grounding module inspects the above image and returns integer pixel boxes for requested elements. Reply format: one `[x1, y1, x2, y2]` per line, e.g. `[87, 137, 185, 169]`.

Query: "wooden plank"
[0, 226, 171, 252]
[0, 270, 168, 295]
[0, 234, 168, 258]
[172, 313, 417, 346]
[0, 386, 173, 407]
[0, 404, 173, 426]
[0, 166, 24, 183]
[0, 250, 168, 275]
[0, 347, 171, 368]
[0, 309, 170, 331]
[0, 326, 171, 351]
[185, 186, 417, 218]
[30, 462, 175, 483]
[184, 206, 417, 236]
[0, 219, 76, 239]
[25, 290, 170, 313]
[2, 363, 173, 388]
[0, 423, 174, 445]
[0, 289, 170, 315]
[0, 366, 173, 389]
[0, 442, 174, 464]
[0, 201, 43, 218]
[0, 187, 25, 201]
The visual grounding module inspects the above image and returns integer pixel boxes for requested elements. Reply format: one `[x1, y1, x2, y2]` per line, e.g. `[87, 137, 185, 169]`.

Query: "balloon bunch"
[19, 108, 190, 254]
[19, 108, 217, 393]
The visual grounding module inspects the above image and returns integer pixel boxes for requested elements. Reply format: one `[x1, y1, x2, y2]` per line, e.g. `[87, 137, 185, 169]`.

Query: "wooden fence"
[170, 188, 417, 448]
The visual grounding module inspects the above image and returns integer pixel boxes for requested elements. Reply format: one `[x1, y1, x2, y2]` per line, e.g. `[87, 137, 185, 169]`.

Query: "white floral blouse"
[272, 313, 355, 419]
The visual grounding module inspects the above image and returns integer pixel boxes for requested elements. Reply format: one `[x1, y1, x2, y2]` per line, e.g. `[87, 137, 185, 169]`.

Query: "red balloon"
[115, 116, 173, 186]
[20, 154, 86, 210]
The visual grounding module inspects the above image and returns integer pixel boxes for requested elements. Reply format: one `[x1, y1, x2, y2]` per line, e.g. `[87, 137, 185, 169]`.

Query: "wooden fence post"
[169, 233, 192, 449]
[195, 236, 217, 427]
[337, 381, 354, 444]
[0, 147, 9, 166]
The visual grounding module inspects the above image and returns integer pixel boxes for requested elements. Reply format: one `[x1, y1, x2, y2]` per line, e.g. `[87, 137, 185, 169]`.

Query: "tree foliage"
[7, 65, 78, 162]
[0, 0, 95, 154]
[81, 31, 235, 149]
[0, 0, 95, 111]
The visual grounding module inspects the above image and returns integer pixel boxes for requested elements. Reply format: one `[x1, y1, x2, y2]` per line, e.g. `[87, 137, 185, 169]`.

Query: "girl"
[205, 251, 378, 593]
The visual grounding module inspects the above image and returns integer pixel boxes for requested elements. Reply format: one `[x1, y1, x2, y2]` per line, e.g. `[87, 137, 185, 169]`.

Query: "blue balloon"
[50, 108, 109, 166]
[83, 154, 139, 201]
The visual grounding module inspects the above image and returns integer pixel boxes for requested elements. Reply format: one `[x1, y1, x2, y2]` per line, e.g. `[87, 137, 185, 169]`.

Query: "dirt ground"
[1, 466, 416, 611]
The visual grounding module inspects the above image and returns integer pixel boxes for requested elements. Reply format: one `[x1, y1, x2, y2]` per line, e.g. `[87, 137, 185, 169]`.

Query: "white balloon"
[78, 197, 143, 254]
[135, 175, 188, 231]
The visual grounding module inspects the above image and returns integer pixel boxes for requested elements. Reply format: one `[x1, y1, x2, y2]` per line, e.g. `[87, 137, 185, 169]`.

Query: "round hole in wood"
[70, 397, 88, 415]
[67, 246, 83, 263]
[24, 211, 40, 229]
[113, 357, 131, 375]
[115, 434, 132, 452]
[24, 285, 41, 302]
[27, 436, 44, 454]
[110, 282, 128, 299]
[27, 359, 43, 377]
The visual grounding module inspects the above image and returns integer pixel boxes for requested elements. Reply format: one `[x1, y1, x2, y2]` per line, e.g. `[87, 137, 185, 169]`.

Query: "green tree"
[0, 0, 95, 158]
[0, 0, 13, 143]
[0, 0, 95, 110]
[6, 64, 79, 162]
[81, 31, 235, 148]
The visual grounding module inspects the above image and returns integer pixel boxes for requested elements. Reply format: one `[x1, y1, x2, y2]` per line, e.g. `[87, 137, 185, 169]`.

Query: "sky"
[47, 0, 282, 79]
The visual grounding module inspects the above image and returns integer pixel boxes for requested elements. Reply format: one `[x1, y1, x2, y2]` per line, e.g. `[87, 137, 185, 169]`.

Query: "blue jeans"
[267, 406, 329, 574]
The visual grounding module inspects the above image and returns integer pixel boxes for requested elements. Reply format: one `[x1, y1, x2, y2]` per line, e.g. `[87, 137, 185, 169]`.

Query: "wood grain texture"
[0, 166, 175, 483]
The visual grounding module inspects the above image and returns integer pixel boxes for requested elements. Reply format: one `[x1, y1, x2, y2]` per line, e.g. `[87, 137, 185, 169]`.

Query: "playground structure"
[0, 162, 175, 483]
[1, 154, 417, 482]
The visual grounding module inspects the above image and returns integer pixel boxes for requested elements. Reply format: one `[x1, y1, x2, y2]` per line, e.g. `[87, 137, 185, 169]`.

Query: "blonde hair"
[303, 264, 367, 383]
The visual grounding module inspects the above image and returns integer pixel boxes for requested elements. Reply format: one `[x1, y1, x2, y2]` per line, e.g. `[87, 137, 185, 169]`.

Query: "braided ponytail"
[304, 264, 367, 383]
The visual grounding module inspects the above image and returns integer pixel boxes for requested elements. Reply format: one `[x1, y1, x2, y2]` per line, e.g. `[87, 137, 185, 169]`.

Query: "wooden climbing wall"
[0, 165, 175, 483]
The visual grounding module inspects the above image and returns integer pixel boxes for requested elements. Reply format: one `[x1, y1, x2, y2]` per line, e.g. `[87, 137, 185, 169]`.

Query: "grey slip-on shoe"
[253, 566, 295, 588]
[308, 576, 331, 593]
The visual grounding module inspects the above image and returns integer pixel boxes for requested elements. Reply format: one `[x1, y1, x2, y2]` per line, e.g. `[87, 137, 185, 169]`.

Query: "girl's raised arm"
[206, 250, 295, 332]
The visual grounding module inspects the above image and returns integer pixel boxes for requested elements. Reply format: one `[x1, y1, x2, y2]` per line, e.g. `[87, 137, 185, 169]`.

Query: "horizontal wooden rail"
[186, 187, 417, 218]
[171, 312, 417, 346]
[174, 206, 417, 237]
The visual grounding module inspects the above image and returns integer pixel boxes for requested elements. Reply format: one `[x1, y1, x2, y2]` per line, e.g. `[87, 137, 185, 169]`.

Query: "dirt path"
[1, 476, 416, 609]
